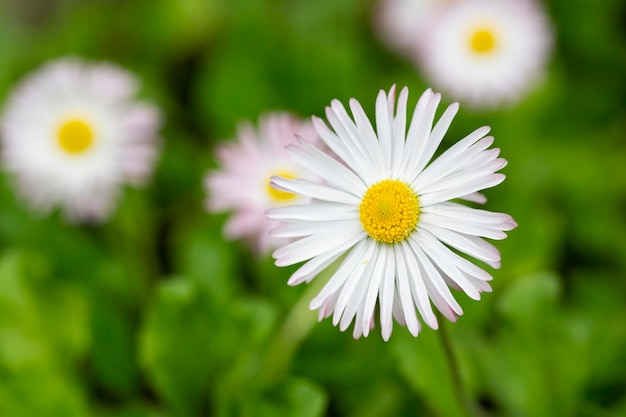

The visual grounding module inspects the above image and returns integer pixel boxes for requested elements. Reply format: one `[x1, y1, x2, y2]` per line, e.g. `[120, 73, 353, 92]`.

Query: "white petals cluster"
[268, 87, 516, 340]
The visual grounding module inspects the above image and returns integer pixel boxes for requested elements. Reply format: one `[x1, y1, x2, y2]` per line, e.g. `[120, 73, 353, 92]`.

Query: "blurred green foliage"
[0, 0, 626, 416]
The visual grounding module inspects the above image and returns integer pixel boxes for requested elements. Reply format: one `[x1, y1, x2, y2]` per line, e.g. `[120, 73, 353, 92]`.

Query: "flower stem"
[263, 270, 330, 381]
[438, 316, 489, 417]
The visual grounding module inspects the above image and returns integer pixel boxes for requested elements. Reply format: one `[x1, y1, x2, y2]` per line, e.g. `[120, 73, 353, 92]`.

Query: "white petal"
[337, 242, 378, 329]
[333, 239, 377, 326]
[287, 236, 358, 286]
[412, 102, 459, 177]
[312, 116, 377, 185]
[419, 173, 505, 207]
[286, 140, 367, 196]
[419, 211, 509, 240]
[267, 202, 357, 221]
[348, 98, 385, 175]
[328, 99, 377, 169]
[424, 202, 517, 228]
[420, 222, 502, 268]
[375, 88, 394, 174]
[403, 93, 443, 180]
[271, 219, 357, 239]
[390, 86, 409, 179]
[412, 127, 491, 188]
[273, 224, 364, 266]
[418, 158, 507, 195]
[415, 231, 482, 300]
[408, 235, 463, 316]
[310, 238, 370, 309]
[400, 240, 439, 329]
[361, 245, 387, 337]
[379, 246, 397, 341]
[394, 244, 420, 336]
[271, 176, 360, 205]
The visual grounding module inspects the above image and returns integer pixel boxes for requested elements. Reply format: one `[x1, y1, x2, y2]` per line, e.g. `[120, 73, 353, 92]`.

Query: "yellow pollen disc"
[57, 119, 94, 154]
[268, 171, 298, 202]
[470, 28, 497, 54]
[359, 179, 419, 244]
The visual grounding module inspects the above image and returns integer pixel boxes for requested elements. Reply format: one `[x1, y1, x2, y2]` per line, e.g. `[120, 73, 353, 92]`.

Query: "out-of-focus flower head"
[268, 86, 517, 340]
[0, 57, 162, 222]
[375, 0, 554, 109]
[375, 0, 448, 56]
[205, 112, 319, 255]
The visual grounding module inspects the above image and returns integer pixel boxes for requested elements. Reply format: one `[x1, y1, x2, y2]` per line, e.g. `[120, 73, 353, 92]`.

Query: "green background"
[0, 0, 625, 416]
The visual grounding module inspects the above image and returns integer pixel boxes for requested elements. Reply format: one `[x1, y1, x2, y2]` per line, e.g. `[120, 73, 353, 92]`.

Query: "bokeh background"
[1, 0, 625, 416]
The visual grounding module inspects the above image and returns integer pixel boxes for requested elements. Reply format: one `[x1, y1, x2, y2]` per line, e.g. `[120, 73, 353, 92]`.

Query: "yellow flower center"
[469, 28, 497, 54]
[359, 179, 419, 244]
[57, 119, 94, 154]
[268, 171, 298, 202]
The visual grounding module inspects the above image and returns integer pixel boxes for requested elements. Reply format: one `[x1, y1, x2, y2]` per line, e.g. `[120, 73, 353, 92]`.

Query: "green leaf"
[0, 252, 88, 417]
[390, 329, 469, 417]
[240, 378, 327, 417]
[139, 278, 278, 417]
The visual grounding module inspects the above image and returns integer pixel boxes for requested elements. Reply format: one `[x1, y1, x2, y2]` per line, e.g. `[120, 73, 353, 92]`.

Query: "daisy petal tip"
[467, 290, 481, 301]
[477, 125, 492, 136]
[309, 297, 323, 311]
[274, 257, 290, 268]
[360, 327, 369, 339]
[428, 319, 439, 331]
[311, 115, 327, 129]
[407, 324, 419, 337]
[286, 274, 304, 286]
[338, 318, 350, 331]
[382, 326, 392, 342]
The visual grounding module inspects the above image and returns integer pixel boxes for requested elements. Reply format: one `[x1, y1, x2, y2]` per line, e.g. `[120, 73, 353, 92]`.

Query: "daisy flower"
[419, 0, 553, 108]
[205, 112, 319, 254]
[0, 58, 161, 222]
[375, 0, 448, 56]
[267, 87, 516, 340]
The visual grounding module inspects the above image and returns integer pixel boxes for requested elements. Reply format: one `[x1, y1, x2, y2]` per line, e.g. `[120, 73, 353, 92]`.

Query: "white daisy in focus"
[0, 58, 161, 222]
[267, 86, 517, 340]
[205, 112, 319, 254]
[419, 0, 553, 108]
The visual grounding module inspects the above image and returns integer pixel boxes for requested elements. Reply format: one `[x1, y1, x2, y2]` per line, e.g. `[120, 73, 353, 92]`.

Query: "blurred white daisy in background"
[419, 0, 553, 108]
[375, 0, 553, 109]
[0, 58, 162, 222]
[375, 0, 448, 56]
[267, 86, 517, 340]
[205, 112, 319, 255]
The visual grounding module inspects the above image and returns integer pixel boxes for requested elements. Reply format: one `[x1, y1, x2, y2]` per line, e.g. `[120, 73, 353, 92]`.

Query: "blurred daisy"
[419, 0, 553, 108]
[205, 112, 319, 254]
[267, 87, 516, 340]
[0, 58, 161, 222]
[375, 0, 447, 56]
